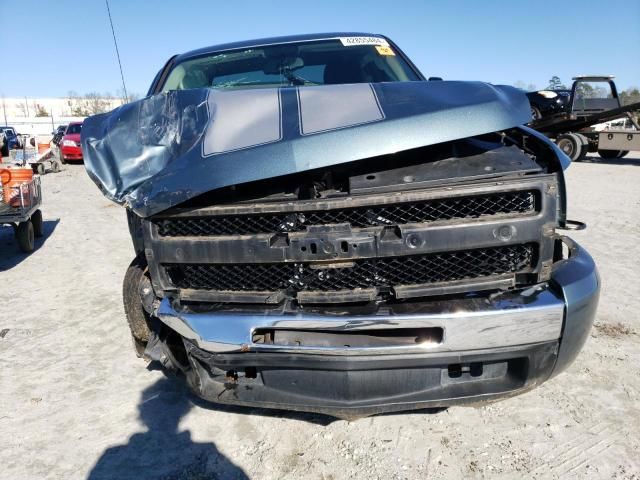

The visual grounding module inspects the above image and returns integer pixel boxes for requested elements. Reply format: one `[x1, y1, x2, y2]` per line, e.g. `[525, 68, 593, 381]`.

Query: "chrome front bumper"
[158, 290, 564, 356]
[156, 237, 599, 364]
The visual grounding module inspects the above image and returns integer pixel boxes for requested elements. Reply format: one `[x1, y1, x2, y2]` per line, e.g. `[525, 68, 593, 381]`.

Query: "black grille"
[166, 244, 535, 293]
[155, 191, 536, 237]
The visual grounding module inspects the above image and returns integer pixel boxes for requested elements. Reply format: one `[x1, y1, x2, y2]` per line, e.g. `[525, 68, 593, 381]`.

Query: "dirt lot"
[1, 152, 639, 480]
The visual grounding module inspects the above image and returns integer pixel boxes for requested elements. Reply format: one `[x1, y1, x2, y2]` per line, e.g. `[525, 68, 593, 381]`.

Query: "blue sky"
[2, 0, 639, 97]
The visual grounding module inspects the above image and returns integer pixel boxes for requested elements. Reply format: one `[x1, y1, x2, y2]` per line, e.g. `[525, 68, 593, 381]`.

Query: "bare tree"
[17, 102, 28, 117]
[35, 104, 50, 117]
[70, 102, 91, 117]
[66, 91, 90, 116]
[84, 92, 110, 115]
[117, 87, 140, 104]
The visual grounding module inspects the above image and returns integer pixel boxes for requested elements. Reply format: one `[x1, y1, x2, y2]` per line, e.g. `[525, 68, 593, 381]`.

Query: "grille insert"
[166, 244, 535, 293]
[155, 191, 536, 237]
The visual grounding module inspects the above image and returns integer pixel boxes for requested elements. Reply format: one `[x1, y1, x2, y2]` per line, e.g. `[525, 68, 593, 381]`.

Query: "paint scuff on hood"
[82, 81, 531, 217]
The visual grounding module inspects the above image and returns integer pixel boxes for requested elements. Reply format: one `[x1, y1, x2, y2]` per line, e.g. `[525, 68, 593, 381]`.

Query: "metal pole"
[105, 0, 128, 103]
[2, 96, 7, 126]
[25, 96, 30, 117]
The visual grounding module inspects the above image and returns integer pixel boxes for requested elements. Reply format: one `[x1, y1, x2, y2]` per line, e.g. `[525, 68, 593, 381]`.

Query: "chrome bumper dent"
[157, 290, 565, 356]
[156, 238, 597, 357]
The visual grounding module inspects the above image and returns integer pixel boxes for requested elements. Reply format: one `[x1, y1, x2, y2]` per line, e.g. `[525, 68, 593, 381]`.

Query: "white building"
[1, 96, 127, 135]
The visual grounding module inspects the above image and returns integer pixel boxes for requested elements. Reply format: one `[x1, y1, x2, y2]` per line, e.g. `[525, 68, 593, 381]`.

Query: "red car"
[60, 122, 83, 163]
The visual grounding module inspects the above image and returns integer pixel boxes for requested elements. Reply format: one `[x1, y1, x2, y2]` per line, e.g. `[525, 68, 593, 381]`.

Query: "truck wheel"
[51, 160, 61, 173]
[599, 149, 628, 159]
[16, 220, 35, 253]
[36, 163, 46, 175]
[556, 134, 582, 161]
[31, 209, 44, 237]
[573, 133, 589, 161]
[531, 106, 542, 121]
[123, 254, 154, 356]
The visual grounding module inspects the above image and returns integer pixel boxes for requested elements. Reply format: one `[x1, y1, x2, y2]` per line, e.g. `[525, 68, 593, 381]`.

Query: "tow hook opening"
[447, 363, 484, 379]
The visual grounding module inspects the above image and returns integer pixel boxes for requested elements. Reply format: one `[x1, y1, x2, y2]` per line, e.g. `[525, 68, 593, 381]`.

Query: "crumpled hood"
[82, 81, 530, 217]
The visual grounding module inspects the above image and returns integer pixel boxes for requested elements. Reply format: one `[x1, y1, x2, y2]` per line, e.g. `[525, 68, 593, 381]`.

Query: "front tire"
[123, 254, 154, 356]
[531, 105, 542, 121]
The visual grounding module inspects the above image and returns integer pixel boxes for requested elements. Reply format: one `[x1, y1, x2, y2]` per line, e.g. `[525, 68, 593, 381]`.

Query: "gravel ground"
[1, 152, 639, 480]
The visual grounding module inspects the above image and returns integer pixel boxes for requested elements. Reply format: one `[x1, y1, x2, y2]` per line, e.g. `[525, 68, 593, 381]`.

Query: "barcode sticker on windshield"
[339, 37, 389, 47]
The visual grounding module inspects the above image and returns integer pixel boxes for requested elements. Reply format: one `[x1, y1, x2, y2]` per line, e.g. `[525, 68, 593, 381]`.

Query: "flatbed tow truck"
[530, 76, 640, 161]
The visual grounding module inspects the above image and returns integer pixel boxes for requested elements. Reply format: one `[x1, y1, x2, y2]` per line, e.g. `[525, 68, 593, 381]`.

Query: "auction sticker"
[340, 36, 389, 47]
[375, 45, 395, 56]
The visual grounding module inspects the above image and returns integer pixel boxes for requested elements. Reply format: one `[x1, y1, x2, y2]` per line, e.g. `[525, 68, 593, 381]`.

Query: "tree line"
[14, 90, 140, 117]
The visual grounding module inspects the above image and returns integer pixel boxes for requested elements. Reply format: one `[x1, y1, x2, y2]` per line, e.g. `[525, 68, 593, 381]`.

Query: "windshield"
[161, 38, 421, 92]
[66, 124, 82, 134]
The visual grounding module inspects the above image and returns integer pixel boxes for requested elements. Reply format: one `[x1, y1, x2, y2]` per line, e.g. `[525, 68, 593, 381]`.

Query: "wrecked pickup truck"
[82, 33, 599, 418]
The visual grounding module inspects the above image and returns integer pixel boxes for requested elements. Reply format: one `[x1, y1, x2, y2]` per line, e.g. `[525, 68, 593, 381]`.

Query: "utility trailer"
[0, 176, 43, 253]
[20, 135, 62, 175]
[530, 76, 640, 161]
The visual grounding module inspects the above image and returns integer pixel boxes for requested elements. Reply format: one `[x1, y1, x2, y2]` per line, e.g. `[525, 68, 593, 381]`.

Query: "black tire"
[530, 105, 542, 121]
[51, 160, 61, 173]
[16, 220, 34, 253]
[31, 209, 43, 237]
[36, 163, 46, 175]
[0, 142, 8, 158]
[556, 134, 582, 161]
[598, 149, 628, 159]
[123, 254, 154, 356]
[573, 133, 589, 161]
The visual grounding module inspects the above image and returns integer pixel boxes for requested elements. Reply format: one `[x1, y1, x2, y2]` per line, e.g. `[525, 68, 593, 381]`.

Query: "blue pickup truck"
[82, 33, 599, 419]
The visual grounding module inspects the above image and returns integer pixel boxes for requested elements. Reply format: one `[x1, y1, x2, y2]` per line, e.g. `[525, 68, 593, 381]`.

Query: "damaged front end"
[83, 80, 598, 419]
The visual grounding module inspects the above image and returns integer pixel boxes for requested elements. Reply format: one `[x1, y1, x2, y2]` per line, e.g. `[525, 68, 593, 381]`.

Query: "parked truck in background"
[528, 76, 640, 161]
